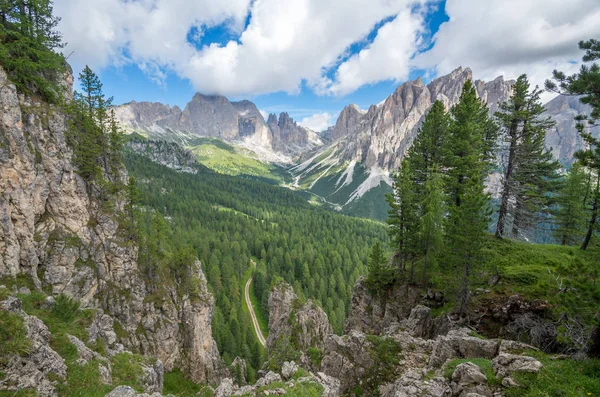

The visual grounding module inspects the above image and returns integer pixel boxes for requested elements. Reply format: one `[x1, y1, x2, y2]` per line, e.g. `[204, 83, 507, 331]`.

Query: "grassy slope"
[187, 139, 284, 183]
[0, 286, 156, 396]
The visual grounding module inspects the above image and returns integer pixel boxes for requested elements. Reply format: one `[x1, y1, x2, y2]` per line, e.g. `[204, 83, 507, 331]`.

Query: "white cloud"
[54, 0, 600, 100]
[298, 112, 336, 132]
[414, 0, 600, 101]
[318, 7, 426, 96]
[55, 0, 429, 96]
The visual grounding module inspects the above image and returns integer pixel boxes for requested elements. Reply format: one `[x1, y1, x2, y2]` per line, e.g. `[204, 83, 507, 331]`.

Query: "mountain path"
[245, 259, 267, 347]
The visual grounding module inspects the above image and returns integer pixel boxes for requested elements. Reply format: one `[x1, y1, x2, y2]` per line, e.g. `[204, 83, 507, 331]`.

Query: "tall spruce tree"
[408, 100, 451, 192]
[0, 0, 64, 101]
[419, 168, 445, 286]
[365, 242, 395, 293]
[553, 163, 588, 245]
[387, 159, 419, 282]
[547, 39, 600, 250]
[495, 75, 560, 239]
[388, 101, 449, 286]
[445, 80, 498, 208]
[444, 81, 496, 315]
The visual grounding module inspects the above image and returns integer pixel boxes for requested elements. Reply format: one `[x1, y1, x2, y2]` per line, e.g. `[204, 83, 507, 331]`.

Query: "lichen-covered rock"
[0, 297, 67, 396]
[267, 281, 333, 369]
[379, 369, 451, 397]
[452, 362, 487, 386]
[104, 385, 163, 397]
[344, 278, 422, 335]
[255, 371, 282, 387]
[429, 329, 500, 368]
[281, 361, 299, 380]
[215, 378, 236, 397]
[492, 353, 543, 379]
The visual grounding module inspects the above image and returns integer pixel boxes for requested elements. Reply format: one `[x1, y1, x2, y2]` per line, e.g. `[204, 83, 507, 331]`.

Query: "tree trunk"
[459, 259, 471, 316]
[581, 175, 599, 250]
[496, 132, 518, 238]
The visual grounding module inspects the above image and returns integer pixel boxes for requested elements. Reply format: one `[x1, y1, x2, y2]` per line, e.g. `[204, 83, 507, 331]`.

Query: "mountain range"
[114, 67, 600, 220]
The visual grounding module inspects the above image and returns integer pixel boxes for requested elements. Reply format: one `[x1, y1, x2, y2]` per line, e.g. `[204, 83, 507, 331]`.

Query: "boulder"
[282, 361, 299, 380]
[492, 353, 543, 379]
[452, 362, 488, 386]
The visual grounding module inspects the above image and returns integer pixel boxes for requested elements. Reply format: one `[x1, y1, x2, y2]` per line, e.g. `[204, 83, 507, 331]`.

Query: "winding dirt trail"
[245, 259, 267, 347]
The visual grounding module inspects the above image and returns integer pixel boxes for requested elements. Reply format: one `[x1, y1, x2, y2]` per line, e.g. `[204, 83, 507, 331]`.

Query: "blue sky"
[55, 0, 600, 131]
[73, 1, 449, 127]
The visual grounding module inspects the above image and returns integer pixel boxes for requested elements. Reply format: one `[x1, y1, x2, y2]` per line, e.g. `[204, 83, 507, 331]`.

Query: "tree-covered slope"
[124, 151, 388, 377]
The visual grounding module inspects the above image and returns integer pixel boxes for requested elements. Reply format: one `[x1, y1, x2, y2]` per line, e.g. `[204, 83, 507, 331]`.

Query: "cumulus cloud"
[318, 8, 426, 96]
[415, 0, 600, 100]
[298, 112, 336, 132]
[54, 0, 599, 100]
[55, 0, 429, 96]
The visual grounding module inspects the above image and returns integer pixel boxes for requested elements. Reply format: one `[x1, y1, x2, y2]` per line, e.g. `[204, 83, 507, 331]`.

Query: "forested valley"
[124, 151, 388, 380]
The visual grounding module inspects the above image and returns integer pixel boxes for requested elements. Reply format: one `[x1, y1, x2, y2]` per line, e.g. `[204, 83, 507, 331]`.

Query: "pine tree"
[495, 74, 560, 239]
[444, 80, 496, 315]
[0, 0, 64, 101]
[365, 242, 394, 293]
[419, 168, 445, 286]
[387, 159, 419, 281]
[553, 163, 588, 245]
[547, 39, 600, 250]
[445, 80, 498, 208]
[408, 100, 450, 193]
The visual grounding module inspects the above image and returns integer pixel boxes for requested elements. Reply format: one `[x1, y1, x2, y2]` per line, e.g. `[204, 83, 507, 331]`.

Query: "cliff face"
[330, 67, 515, 171]
[0, 67, 226, 385]
[253, 279, 545, 397]
[114, 97, 321, 158]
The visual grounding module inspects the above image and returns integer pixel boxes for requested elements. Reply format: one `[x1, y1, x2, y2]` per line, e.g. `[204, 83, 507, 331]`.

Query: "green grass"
[254, 380, 324, 397]
[505, 351, 600, 397]
[444, 358, 499, 386]
[6, 288, 151, 396]
[0, 310, 32, 358]
[188, 142, 282, 182]
[164, 369, 206, 397]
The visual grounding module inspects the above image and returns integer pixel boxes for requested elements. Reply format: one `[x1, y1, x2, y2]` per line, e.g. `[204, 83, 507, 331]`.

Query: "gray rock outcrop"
[267, 281, 333, 369]
[0, 66, 226, 384]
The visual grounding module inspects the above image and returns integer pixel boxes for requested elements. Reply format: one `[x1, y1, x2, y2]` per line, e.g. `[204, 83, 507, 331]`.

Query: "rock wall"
[0, 67, 226, 384]
[267, 281, 332, 369]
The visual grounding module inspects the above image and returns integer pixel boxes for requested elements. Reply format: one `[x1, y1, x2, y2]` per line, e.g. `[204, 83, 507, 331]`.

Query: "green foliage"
[547, 38, 600, 250]
[552, 163, 589, 245]
[52, 293, 81, 322]
[364, 335, 402, 395]
[0, 310, 32, 358]
[124, 151, 387, 369]
[111, 353, 146, 392]
[365, 242, 395, 293]
[495, 74, 560, 240]
[443, 358, 498, 386]
[307, 347, 323, 368]
[504, 350, 600, 397]
[66, 66, 125, 197]
[0, 0, 65, 102]
[256, 380, 323, 397]
[164, 369, 207, 397]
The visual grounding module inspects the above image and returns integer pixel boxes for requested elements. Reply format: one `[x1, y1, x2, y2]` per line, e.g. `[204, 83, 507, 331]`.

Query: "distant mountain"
[113, 94, 323, 161]
[291, 67, 600, 220]
[291, 67, 514, 218]
[115, 67, 599, 221]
